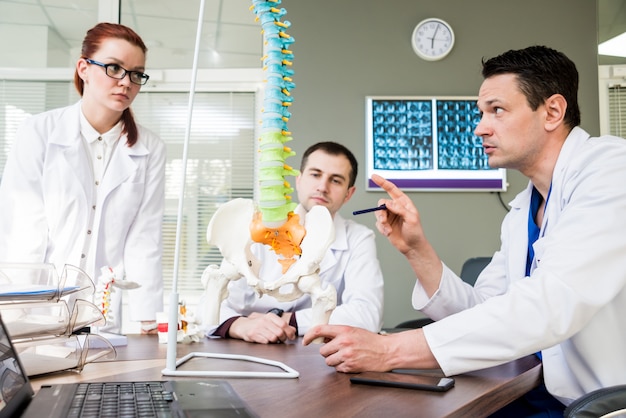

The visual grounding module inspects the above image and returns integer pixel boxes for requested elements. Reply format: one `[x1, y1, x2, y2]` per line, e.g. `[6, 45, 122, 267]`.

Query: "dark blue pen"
[352, 204, 387, 216]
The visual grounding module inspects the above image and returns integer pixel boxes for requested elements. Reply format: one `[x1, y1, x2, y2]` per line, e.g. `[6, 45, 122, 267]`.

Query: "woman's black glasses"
[85, 58, 150, 85]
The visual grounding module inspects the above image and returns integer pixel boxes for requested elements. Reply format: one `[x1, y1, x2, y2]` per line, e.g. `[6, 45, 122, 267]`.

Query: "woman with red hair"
[0, 23, 165, 334]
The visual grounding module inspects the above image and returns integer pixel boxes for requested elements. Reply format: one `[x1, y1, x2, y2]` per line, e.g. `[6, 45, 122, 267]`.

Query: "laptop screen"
[0, 314, 34, 418]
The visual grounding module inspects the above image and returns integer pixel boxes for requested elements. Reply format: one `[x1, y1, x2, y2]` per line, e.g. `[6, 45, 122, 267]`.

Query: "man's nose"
[316, 178, 330, 192]
[474, 116, 488, 137]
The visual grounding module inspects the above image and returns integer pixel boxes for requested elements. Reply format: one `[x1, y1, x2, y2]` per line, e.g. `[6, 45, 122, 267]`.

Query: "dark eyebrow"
[329, 173, 347, 182]
[485, 98, 503, 106]
[306, 167, 347, 182]
[477, 97, 501, 110]
[104, 57, 145, 71]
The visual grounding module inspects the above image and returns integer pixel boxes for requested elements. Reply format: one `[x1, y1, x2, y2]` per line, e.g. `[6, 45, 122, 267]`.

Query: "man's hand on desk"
[302, 325, 440, 373]
[229, 312, 297, 344]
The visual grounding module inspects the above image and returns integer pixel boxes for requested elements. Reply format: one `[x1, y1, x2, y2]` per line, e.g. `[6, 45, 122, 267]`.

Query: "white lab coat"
[218, 207, 384, 335]
[415, 127, 626, 405]
[0, 101, 165, 325]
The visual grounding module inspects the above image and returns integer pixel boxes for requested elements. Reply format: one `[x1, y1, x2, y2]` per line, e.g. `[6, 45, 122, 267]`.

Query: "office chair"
[394, 317, 434, 329]
[563, 385, 626, 418]
[459, 256, 492, 286]
[392, 256, 492, 330]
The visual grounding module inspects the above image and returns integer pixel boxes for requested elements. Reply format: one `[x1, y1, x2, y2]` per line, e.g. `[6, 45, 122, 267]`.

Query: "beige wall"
[283, 0, 599, 327]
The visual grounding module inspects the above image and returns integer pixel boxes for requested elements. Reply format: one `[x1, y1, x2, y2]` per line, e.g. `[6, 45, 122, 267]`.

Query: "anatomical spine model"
[200, 0, 337, 338]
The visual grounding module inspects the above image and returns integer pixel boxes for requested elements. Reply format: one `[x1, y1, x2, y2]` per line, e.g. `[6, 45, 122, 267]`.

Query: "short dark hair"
[481, 45, 581, 129]
[300, 141, 358, 188]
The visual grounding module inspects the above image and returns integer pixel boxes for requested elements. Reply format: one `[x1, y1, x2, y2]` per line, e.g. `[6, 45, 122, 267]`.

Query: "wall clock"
[411, 18, 455, 61]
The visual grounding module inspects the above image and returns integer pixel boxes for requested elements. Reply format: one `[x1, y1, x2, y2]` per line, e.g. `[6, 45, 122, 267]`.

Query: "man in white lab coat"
[304, 46, 626, 416]
[211, 141, 384, 344]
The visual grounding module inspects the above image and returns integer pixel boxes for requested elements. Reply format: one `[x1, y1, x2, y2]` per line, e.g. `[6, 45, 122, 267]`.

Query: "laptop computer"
[0, 314, 257, 417]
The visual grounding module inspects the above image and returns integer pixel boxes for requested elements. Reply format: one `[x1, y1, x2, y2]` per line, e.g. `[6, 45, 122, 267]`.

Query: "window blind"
[0, 80, 255, 296]
[0, 80, 79, 178]
[132, 91, 255, 293]
[608, 85, 626, 137]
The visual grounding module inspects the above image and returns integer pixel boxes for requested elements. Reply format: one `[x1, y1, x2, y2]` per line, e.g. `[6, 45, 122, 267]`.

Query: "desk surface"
[30, 335, 541, 418]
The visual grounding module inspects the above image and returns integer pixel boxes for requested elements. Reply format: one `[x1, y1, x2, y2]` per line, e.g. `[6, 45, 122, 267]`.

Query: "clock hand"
[431, 25, 440, 48]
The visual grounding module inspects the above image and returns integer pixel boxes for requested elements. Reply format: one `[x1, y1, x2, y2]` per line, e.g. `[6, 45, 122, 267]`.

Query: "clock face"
[412, 18, 455, 61]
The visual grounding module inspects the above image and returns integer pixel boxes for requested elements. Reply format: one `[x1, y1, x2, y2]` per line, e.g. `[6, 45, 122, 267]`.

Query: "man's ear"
[343, 186, 356, 204]
[544, 94, 567, 132]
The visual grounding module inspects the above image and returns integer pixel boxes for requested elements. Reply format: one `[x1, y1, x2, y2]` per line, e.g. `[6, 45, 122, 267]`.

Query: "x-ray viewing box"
[366, 96, 507, 192]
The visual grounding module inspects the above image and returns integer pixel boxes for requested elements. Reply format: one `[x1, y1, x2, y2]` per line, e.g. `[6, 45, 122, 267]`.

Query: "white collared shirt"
[78, 110, 122, 272]
[79, 111, 122, 184]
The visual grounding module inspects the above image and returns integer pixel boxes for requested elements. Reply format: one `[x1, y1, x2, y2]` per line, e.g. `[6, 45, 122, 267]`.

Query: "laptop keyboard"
[67, 382, 175, 417]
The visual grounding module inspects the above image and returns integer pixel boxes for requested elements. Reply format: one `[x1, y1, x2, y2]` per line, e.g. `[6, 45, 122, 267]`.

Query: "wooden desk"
[30, 335, 541, 418]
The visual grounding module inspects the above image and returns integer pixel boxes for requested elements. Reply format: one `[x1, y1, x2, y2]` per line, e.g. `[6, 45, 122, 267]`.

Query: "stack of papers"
[0, 285, 79, 299]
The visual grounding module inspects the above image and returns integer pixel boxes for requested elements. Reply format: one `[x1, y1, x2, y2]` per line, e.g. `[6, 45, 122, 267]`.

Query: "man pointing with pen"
[304, 45, 626, 416]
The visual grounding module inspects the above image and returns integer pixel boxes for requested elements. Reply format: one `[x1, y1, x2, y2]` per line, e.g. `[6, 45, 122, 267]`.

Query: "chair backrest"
[392, 256, 492, 329]
[394, 318, 434, 329]
[564, 385, 626, 418]
[460, 256, 491, 286]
